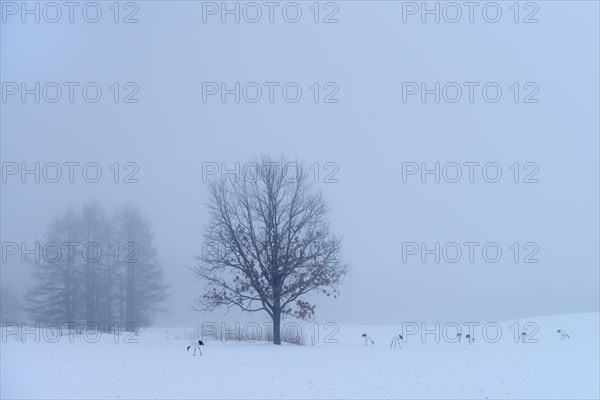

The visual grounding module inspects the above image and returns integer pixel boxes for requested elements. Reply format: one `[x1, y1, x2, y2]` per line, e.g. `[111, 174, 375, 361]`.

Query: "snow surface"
[1, 313, 598, 399]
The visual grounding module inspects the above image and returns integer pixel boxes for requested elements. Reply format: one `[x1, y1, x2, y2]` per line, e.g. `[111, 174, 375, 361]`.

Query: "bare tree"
[192, 156, 349, 344]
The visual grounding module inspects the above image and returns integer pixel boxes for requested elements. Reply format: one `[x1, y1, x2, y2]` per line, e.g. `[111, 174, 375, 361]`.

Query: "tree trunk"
[125, 263, 135, 330]
[65, 263, 72, 321]
[86, 263, 93, 322]
[272, 307, 281, 345]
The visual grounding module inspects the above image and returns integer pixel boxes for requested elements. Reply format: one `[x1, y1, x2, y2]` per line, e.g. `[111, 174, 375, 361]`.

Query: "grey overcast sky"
[1, 1, 598, 326]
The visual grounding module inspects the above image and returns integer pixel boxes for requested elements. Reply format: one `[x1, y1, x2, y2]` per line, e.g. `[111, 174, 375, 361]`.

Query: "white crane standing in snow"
[556, 329, 570, 340]
[187, 340, 205, 356]
[390, 334, 403, 349]
[361, 333, 374, 346]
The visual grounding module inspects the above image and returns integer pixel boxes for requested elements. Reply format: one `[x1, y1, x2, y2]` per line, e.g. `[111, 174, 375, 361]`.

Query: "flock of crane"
[360, 329, 570, 348]
[184, 329, 571, 356]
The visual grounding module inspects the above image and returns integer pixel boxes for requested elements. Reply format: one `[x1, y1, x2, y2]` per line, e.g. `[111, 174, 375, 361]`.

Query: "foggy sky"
[1, 1, 598, 326]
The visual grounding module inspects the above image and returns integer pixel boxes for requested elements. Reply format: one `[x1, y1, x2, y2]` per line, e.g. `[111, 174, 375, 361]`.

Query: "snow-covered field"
[2, 313, 598, 399]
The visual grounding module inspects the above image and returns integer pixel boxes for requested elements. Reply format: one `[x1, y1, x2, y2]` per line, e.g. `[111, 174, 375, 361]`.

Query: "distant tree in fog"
[1, 285, 22, 322]
[192, 155, 349, 345]
[114, 205, 169, 328]
[26, 203, 168, 329]
[27, 206, 82, 323]
[79, 202, 112, 325]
